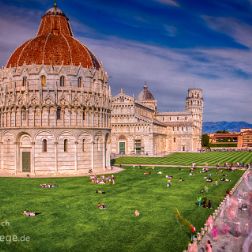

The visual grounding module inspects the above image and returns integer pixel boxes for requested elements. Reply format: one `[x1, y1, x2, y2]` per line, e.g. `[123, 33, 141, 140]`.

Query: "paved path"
[0, 166, 124, 178]
[197, 169, 252, 252]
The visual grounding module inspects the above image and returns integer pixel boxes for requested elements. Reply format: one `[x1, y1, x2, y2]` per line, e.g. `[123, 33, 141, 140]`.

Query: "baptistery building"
[0, 5, 111, 176]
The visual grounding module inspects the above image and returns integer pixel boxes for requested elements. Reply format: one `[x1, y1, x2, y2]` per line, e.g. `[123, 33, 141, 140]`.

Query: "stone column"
[91, 139, 94, 171]
[40, 107, 42, 127]
[26, 108, 29, 127]
[54, 141, 58, 173]
[87, 110, 90, 127]
[31, 141, 35, 175]
[63, 107, 65, 127]
[75, 141, 78, 171]
[19, 109, 22, 127]
[9, 110, 11, 127]
[33, 109, 35, 127]
[105, 112, 108, 128]
[91, 108, 95, 128]
[15, 141, 20, 174]
[0, 141, 3, 170]
[103, 137, 106, 171]
[47, 107, 50, 127]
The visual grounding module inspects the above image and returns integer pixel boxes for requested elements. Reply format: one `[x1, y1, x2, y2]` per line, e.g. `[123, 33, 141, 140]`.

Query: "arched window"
[22, 77, 27, 86]
[82, 111, 85, 120]
[78, 77, 82, 87]
[41, 75, 46, 87]
[174, 137, 176, 143]
[42, 139, 47, 152]
[57, 107, 61, 120]
[22, 109, 26, 120]
[82, 139, 85, 152]
[64, 139, 68, 152]
[60, 76, 65, 87]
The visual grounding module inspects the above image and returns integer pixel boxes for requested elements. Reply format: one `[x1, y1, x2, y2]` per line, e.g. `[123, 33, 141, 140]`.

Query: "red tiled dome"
[137, 85, 155, 101]
[6, 6, 101, 69]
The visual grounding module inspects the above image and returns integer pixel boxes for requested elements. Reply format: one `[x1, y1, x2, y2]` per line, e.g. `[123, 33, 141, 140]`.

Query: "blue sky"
[0, 0, 252, 122]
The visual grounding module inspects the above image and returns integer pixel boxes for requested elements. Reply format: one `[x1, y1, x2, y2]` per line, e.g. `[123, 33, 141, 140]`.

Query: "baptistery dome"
[7, 6, 100, 69]
[0, 4, 111, 177]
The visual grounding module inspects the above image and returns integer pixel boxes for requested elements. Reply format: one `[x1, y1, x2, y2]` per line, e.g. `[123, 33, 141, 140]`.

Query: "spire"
[54, 0, 57, 14]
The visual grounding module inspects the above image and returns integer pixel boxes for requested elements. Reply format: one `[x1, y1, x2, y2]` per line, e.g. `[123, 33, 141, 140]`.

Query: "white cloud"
[81, 36, 252, 122]
[204, 16, 252, 48]
[155, 0, 180, 7]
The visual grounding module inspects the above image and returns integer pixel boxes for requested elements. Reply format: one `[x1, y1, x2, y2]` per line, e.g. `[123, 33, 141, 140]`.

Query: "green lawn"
[0, 167, 244, 252]
[114, 151, 252, 166]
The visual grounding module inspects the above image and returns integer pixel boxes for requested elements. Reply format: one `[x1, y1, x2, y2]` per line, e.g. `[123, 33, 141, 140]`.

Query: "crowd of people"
[40, 183, 56, 188]
[89, 175, 115, 185]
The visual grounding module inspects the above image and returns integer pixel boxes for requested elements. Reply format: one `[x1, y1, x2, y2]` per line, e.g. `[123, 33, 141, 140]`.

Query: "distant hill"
[203, 121, 252, 133]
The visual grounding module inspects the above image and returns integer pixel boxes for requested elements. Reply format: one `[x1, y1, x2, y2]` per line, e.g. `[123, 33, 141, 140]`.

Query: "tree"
[215, 130, 229, 133]
[202, 134, 210, 147]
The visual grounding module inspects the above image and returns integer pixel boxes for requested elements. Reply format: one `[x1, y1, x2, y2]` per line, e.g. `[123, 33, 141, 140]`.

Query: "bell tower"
[186, 88, 204, 150]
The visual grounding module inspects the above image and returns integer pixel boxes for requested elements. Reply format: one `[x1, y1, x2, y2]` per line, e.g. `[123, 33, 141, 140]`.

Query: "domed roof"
[6, 5, 101, 69]
[137, 85, 155, 101]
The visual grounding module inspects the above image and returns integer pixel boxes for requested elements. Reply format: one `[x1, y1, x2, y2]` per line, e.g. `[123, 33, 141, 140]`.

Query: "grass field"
[0, 167, 244, 252]
[114, 151, 252, 166]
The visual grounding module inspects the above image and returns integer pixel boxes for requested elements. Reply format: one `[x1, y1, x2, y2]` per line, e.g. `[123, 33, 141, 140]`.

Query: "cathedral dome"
[137, 85, 155, 101]
[6, 5, 101, 69]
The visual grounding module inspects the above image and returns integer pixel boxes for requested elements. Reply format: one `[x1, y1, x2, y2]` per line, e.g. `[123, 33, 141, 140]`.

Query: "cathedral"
[0, 5, 111, 176]
[111, 86, 203, 156]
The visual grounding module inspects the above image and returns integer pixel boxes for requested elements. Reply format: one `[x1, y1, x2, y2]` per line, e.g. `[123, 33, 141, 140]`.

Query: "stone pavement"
[0, 166, 124, 178]
[197, 169, 252, 252]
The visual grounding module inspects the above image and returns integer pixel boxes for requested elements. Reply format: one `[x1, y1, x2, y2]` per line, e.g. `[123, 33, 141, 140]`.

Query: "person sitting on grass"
[97, 203, 106, 209]
[196, 196, 202, 207]
[206, 177, 213, 183]
[111, 175, 115, 185]
[202, 167, 209, 173]
[134, 209, 140, 217]
[144, 171, 151, 175]
[96, 189, 105, 194]
[167, 179, 172, 188]
[40, 184, 56, 188]
[202, 197, 207, 208]
[23, 210, 38, 217]
[207, 200, 212, 209]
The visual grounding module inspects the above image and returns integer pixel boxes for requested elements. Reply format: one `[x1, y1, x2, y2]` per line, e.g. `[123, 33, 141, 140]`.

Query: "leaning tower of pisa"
[185, 88, 204, 151]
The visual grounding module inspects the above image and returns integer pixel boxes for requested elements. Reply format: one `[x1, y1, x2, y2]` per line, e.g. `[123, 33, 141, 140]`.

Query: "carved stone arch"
[94, 130, 103, 143]
[34, 130, 55, 154]
[17, 94, 24, 106]
[18, 133, 32, 146]
[56, 130, 76, 142]
[34, 130, 55, 140]
[119, 135, 126, 140]
[59, 94, 69, 107]
[2, 131, 15, 142]
[30, 94, 39, 106]
[72, 95, 80, 107]
[78, 131, 92, 144]
[44, 93, 54, 106]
